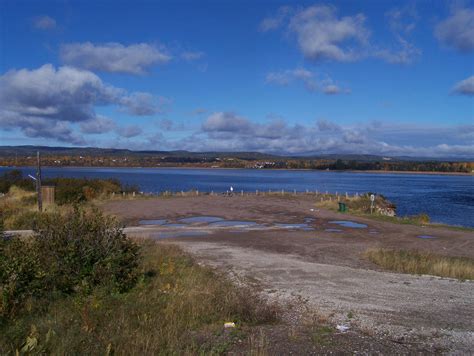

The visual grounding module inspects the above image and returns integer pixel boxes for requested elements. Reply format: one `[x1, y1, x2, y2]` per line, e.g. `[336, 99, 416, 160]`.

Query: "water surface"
[2, 167, 472, 227]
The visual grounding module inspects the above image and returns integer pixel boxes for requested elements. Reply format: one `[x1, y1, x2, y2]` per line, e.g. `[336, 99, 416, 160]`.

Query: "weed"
[365, 249, 474, 280]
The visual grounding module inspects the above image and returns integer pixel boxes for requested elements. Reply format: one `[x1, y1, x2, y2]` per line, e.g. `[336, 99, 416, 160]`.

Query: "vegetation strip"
[365, 248, 474, 280]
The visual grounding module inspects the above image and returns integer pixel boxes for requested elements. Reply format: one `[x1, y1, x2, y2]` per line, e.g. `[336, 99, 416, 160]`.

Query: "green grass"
[365, 249, 474, 280]
[0, 241, 279, 355]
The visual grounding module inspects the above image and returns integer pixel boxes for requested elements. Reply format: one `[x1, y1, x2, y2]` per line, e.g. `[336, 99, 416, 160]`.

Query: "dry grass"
[365, 248, 474, 280]
[0, 241, 279, 355]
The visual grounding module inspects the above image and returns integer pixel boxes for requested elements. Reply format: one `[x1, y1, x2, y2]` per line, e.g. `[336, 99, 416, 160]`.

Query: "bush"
[0, 208, 140, 319]
[43, 177, 126, 204]
[0, 170, 34, 194]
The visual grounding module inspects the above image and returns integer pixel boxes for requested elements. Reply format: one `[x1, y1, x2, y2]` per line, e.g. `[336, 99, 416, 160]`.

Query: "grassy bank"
[0, 240, 278, 354]
[365, 249, 474, 280]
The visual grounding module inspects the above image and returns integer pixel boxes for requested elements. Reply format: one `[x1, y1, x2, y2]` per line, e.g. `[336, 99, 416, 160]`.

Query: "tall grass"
[365, 249, 474, 280]
[0, 242, 279, 354]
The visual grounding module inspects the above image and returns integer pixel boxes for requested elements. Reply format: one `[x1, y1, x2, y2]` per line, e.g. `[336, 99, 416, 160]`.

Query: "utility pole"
[36, 151, 43, 212]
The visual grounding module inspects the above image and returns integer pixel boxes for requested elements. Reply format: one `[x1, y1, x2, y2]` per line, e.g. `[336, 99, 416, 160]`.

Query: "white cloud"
[265, 68, 349, 94]
[452, 75, 474, 96]
[435, 7, 474, 53]
[33, 15, 56, 30]
[119, 92, 170, 116]
[262, 4, 421, 64]
[288, 5, 370, 62]
[0, 64, 165, 143]
[60, 42, 171, 74]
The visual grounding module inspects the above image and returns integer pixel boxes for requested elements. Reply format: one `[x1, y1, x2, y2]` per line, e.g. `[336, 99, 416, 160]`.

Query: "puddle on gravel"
[275, 223, 314, 231]
[325, 228, 343, 233]
[209, 220, 260, 228]
[178, 216, 224, 224]
[329, 220, 368, 229]
[162, 223, 187, 228]
[151, 231, 211, 239]
[139, 219, 167, 226]
[417, 235, 437, 239]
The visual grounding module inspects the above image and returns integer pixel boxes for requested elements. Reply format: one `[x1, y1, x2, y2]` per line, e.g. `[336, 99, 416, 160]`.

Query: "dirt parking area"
[102, 195, 474, 352]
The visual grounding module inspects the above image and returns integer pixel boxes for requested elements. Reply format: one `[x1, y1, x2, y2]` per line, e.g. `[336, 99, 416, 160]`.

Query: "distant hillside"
[0, 145, 470, 162]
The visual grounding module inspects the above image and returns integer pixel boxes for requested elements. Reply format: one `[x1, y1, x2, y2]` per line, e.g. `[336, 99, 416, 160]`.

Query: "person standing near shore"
[230, 186, 234, 196]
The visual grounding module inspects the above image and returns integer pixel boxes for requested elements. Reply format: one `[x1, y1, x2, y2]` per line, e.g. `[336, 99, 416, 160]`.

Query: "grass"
[0, 241, 279, 354]
[365, 248, 474, 280]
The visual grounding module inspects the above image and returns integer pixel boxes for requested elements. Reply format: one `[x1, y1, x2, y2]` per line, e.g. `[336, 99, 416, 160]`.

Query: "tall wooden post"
[36, 151, 43, 212]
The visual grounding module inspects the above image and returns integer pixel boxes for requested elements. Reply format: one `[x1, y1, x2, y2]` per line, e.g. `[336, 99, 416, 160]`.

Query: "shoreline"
[1, 165, 472, 176]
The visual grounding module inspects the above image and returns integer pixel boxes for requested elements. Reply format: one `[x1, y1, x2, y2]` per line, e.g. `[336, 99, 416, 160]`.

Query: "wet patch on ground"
[139, 219, 167, 225]
[329, 220, 368, 229]
[417, 235, 438, 239]
[178, 216, 224, 224]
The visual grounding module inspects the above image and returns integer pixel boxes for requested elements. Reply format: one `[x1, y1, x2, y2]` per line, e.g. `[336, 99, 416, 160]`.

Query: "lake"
[1, 166, 473, 228]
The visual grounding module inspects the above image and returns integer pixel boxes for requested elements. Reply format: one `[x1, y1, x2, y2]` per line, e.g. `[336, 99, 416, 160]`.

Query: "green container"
[338, 202, 347, 212]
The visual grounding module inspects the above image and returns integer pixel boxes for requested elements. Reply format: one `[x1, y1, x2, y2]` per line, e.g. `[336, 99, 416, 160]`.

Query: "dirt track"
[102, 195, 474, 352]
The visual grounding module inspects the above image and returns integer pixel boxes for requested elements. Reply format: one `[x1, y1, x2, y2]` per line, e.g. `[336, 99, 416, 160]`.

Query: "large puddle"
[178, 216, 224, 224]
[275, 223, 314, 231]
[329, 220, 368, 229]
[137, 215, 319, 233]
[209, 220, 260, 228]
[151, 231, 211, 239]
[139, 219, 167, 225]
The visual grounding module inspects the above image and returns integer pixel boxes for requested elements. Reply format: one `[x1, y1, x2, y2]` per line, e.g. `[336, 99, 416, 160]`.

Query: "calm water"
[1, 167, 473, 227]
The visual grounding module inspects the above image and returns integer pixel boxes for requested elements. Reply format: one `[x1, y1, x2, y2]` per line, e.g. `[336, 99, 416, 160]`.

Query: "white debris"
[336, 324, 350, 332]
[224, 322, 236, 328]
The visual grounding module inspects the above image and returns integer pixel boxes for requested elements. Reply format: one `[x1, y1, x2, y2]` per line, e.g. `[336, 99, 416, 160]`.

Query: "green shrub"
[0, 170, 34, 194]
[35, 208, 140, 294]
[43, 178, 125, 204]
[0, 237, 45, 318]
[0, 208, 140, 319]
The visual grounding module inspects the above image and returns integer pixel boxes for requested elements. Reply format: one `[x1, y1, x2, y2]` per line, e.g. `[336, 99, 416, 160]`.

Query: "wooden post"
[36, 151, 42, 212]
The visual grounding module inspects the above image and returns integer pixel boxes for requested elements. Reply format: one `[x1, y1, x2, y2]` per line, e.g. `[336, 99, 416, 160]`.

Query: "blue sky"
[0, 0, 473, 157]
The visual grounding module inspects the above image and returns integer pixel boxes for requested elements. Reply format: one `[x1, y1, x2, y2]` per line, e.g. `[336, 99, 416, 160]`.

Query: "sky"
[0, 0, 473, 158]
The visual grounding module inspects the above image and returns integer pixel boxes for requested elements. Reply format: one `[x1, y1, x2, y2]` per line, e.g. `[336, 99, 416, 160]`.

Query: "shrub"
[43, 178, 125, 204]
[0, 237, 44, 318]
[0, 208, 140, 319]
[0, 170, 34, 194]
[35, 207, 140, 294]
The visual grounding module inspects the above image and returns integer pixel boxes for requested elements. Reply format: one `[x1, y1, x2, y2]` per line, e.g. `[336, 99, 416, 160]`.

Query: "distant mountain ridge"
[0, 145, 471, 162]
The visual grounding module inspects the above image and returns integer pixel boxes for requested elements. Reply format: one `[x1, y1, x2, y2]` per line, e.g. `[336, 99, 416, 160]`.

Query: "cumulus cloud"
[80, 116, 116, 134]
[452, 75, 474, 96]
[119, 92, 170, 116]
[262, 4, 421, 64]
[177, 113, 474, 157]
[435, 7, 474, 53]
[0, 64, 164, 143]
[60, 42, 171, 74]
[33, 15, 56, 30]
[265, 68, 349, 94]
[287, 5, 369, 62]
